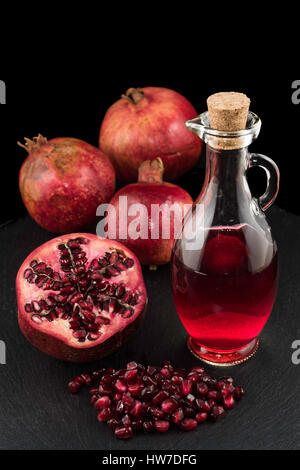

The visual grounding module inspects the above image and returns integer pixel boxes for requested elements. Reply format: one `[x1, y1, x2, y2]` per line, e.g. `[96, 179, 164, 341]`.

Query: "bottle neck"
[206, 145, 249, 185]
[199, 145, 251, 226]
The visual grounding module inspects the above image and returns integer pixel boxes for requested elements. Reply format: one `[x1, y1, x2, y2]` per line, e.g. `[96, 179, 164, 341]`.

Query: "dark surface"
[0, 206, 299, 450]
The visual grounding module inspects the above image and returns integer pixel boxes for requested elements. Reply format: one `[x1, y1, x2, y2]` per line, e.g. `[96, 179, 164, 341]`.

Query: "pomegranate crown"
[138, 157, 165, 183]
[121, 88, 145, 105]
[17, 134, 48, 153]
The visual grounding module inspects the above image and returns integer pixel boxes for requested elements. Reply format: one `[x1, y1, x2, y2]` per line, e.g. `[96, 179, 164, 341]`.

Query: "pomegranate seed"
[114, 392, 122, 402]
[114, 380, 127, 393]
[144, 375, 158, 387]
[101, 374, 113, 384]
[220, 382, 235, 397]
[25, 303, 33, 313]
[90, 395, 99, 405]
[161, 367, 171, 378]
[68, 380, 83, 393]
[161, 360, 172, 367]
[115, 426, 133, 440]
[122, 414, 132, 426]
[172, 408, 184, 424]
[171, 375, 183, 384]
[32, 300, 42, 312]
[180, 418, 197, 431]
[181, 379, 193, 395]
[183, 407, 195, 417]
[115, 400, 125, 415]
[24, 268, 33, 279]
[31, 314, 42, 324]
[207, 390, 220, 400]
[186, 394, 196, 406]
[97, 407, 113, 422]
[207, 399, 216, 409]
[98, 384, 113, 395]
[74, 376, 84, 384]
[187, 373, 199, 383]
[155, 420, 170, 433]
[152, 390, 169, 405]
[122, 393, 135, 411]
[107, 418, 120, 430]
[220, 376, 234, 384]
[126, 361, 139, 370]
[146, 365, 156, 376]
[196, 382, 209, 396]
[131, 400, 143, 417]
[210, 405, 225, 421]
[202, 375, 217, 387]
[95, 316, 110, 326]
[128, 383, 144, 397]
[143, 420, 155, 433]
[234, 386, 245, 399]
[87, 332, 101, 341]
[73, 329, 86, 339]
[223, 394, 236, 409]
[195, 399, 211, 413]
[141, 385, 156, 401]
[196, 412, 208, 423]
[92, 369, 105, 381]
[125, 369, 138, 382]
[94, 396, 111, 409]
[191, 366, 205, 374]
[81, 373, 92, 386]
[149, 407, 165, 419]
[161, 398, 178, 414]
[132, 419, 143, 431]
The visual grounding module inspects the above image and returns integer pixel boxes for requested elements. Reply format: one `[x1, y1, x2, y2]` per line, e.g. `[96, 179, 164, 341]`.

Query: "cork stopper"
[207, 92, 250, 131]
[206, 92, 251, 150]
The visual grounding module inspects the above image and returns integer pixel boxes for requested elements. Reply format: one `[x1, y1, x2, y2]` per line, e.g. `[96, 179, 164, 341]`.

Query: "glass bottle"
[171, 110, 279, 366]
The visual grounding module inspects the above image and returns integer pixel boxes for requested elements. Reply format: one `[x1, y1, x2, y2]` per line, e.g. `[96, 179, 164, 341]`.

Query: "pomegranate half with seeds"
[16, 234, 147, 362]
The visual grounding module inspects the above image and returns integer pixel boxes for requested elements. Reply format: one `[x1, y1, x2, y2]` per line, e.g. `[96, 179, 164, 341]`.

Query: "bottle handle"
[249, 153, 280, 211]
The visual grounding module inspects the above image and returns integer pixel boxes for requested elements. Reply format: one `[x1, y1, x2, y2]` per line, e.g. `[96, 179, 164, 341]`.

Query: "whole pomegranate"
[106, 158, 193, 266]
[16, 234, 147, 362]
[18, 135, 116, 233]
[99, 87, 202, 182]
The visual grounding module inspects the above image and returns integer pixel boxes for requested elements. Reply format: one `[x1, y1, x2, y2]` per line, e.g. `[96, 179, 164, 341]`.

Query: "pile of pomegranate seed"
[68, 361, 244, 439]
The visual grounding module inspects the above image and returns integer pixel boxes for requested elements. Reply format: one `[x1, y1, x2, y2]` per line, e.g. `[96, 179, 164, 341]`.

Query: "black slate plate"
[0, 206, 299, 450]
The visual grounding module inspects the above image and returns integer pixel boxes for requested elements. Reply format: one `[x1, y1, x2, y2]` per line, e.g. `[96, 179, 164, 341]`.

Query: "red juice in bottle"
[172, 225, 278, 353]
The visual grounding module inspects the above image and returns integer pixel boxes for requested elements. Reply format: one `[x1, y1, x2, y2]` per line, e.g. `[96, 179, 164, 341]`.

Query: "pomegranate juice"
[172, 227, 278, 351]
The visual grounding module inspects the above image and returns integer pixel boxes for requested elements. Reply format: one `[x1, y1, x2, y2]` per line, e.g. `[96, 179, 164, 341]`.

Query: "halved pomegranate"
[16, 234, 147, 362]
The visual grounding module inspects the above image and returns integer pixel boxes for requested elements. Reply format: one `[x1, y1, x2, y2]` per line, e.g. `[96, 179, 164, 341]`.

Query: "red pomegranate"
[99, 87, 202, 182]
[16, 234, 147, 362]
[18, 135, 116, 233]
[106, 158, 193, 266]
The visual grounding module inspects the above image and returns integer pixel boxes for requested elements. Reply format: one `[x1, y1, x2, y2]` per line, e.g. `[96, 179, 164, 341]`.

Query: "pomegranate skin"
[19, 136, 116, 233]
[16, 234, 147, 362]
[99, 87, 202, 182]
[107, 179, 193, 266]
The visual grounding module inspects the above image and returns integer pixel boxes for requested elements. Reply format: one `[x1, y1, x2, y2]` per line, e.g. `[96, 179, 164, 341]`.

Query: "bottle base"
[187, 336, 259, 367]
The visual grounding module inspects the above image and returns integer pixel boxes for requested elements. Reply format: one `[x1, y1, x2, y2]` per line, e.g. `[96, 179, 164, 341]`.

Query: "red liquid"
[172, 227, 278, 351]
